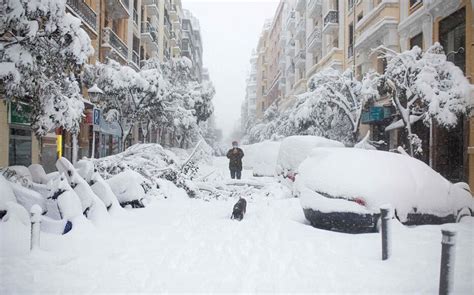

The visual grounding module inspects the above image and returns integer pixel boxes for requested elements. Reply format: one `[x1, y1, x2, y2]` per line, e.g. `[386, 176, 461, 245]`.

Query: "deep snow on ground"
[1, 157, 473, 293]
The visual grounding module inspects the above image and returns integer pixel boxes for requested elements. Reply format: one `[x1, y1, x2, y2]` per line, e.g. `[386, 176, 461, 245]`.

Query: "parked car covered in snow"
[275, 136, 344, 184]
[295, 148, 474, 233]
[242, 141, 281, 177]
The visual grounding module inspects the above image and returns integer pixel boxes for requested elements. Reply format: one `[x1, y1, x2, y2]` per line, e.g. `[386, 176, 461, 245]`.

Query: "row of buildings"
[242, 0, 474, 187]
[0, 0, 207, 172]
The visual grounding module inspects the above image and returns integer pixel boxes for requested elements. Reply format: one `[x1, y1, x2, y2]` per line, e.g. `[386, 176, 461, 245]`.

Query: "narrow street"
[1, 158, 473, 293]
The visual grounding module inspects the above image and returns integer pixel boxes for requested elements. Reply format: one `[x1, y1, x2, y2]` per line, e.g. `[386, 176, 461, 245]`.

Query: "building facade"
[244, 0, 474, 188]
[0, 0, 205, 171]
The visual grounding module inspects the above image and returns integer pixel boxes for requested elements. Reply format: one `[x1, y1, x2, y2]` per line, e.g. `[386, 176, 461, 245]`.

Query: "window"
[357, 13, 363, 23]
[348, 0, 354, 11]
[377, 56, 387, 74]
[348, 22, 354, 58]
[409, 0, 422, 8]
[410, 33, 423, 49]
[9, 127, 32, 166]
[439, 7, 466, 73]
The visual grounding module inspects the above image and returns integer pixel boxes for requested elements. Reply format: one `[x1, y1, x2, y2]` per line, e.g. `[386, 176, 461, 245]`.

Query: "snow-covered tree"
[376, 43, 470, 156]
[0, 0, 93, 135]
[83, 59, 167, 149]
[291, 68, 378, 144]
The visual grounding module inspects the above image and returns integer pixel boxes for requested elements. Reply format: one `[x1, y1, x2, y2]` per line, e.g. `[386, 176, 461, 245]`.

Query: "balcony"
[141, 22, 157, 43]
[348, 43, 354, 59]
[102, 27, 128, 61]
[295, 19, 306, 39]
[133, 9, 139, 25]
[286, 10, 296, 30]
[306, 27, 321, 52]
[66, 0, 98, 33]
[146, 0, 159, 15]
[307, 0, 322, 17]
[295, 49, 306, 69]
[322, 10, 339, 34]
[296, 0, 306, 12]
[132, 51, 140, 67]
[105, 0, 129, 19]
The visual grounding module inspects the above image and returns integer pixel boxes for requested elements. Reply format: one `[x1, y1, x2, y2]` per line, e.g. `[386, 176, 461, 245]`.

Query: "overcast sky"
[182, 0, 279, 139]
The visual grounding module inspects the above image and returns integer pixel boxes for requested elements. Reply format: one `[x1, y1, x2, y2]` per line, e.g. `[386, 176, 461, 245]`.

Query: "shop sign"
[8, 102, 32, 126]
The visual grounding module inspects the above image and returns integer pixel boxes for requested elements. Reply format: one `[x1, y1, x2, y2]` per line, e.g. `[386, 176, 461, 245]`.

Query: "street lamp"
[87, 84, 104, 158]
[87, 84, 104, 103]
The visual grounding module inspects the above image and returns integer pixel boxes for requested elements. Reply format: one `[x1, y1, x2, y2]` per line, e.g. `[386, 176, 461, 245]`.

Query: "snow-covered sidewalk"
[1, 158, 473, 293]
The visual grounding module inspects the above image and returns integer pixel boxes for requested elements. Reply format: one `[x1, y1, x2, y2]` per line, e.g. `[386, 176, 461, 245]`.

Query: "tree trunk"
[72, 133, 78, 164]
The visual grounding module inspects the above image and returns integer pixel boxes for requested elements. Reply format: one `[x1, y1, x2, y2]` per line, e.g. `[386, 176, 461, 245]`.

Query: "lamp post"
[87, 84, 104, 159]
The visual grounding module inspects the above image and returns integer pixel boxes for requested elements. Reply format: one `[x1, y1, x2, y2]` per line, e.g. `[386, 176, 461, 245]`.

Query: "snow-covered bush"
[93, 144, 199, 198]
[0, 0, 93, 135]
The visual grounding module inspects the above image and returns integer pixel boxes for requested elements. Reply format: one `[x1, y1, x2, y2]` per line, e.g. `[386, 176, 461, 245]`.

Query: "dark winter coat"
[226, 148, 244, 171]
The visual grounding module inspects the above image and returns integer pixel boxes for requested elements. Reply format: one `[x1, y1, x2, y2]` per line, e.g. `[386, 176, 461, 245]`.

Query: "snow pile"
[296, 148, 474, 221]
[276, 136, 344, 181]
[28, 164, 49, 184]
[90, 172, 123, 214]
[241, 141, 281, 177]
[0, 175, 16, 211]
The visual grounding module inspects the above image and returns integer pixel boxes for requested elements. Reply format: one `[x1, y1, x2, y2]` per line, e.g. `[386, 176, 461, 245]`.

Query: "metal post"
[91, 131, 96, 159]
[439, 229, 457, 295]
[30, 205, 42, 251]
[380, 206, 392, 260]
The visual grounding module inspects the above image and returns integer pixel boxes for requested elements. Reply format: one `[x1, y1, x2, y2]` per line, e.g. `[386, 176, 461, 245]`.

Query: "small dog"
[231, 198, 247, 221]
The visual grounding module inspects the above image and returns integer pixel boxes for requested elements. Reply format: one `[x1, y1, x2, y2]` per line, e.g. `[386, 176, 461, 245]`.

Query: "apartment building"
[242, 52, 259, 129]
[397, 0, 474, 187]
[1, 0, 204, 170]
[255, 20, 272, 119]
[182, 9, 204, 81]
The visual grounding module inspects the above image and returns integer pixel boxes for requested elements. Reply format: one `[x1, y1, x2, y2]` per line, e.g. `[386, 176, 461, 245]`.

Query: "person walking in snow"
[227, 141, 244, 180]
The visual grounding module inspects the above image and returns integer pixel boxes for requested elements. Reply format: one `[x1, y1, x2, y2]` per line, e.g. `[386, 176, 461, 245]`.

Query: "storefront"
[6, 102, 40, 167]
[360, 105, 393, 151]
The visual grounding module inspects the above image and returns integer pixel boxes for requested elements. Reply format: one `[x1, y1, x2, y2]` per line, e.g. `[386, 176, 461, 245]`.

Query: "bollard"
[439, 229, 457, 295]
[380, 206, 392, 261]
[30, 205, 42, 251]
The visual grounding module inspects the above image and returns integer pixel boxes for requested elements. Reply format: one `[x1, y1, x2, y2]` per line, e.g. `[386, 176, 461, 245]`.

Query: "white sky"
[182, 0, 279, 138]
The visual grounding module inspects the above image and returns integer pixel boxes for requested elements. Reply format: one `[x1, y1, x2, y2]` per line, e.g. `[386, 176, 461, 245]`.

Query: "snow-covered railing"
[66, 0, 98, 31]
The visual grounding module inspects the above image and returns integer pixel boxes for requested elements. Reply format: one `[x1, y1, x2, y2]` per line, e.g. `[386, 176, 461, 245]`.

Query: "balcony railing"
[324, 10, 339, 27]
[307, 0, 322, 14]
[141, 22, 156, 34]
[295, 49, 306, 67]
[307, 27, 321, 44]
[348, 43, 354, 58]
[286, 10, 295, 28]
[66, 0, 98, 31]
[132, 51, 140, 66]
[296, 19, 306, 32]
[133, 9, 139, 25]
[103, 27, 128, 59]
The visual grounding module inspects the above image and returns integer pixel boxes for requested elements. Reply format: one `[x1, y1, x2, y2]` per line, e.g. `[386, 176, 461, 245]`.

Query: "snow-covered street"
[1, 157, 473, 294]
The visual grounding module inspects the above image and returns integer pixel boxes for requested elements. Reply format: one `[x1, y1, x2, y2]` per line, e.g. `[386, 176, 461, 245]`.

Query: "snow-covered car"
[242, 141, 281, 177]
[275, 136, 344, 184]
[295, 148, 474, 233]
